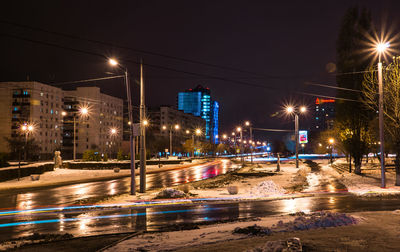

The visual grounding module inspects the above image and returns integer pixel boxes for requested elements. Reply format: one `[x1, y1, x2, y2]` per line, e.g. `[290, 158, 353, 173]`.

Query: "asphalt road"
[0, 159, 400, 242]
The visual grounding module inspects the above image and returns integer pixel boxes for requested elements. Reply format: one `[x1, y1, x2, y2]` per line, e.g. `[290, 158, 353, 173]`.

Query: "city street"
[0, 159, 400, 244]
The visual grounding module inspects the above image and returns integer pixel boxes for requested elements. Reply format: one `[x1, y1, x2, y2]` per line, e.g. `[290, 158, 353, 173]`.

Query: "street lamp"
[286, 105, 307, 168]
[236, 127, 244, 164]
[109, 127, 117, 159]
[109, 58, 136, 195]
[162, 124, 180, 156]
[20, 123, 34, 161]
[328, 138, 335, 164]
[192, 128, 202, 157]
[244, 121, 253, 163]
[376, 42, 389, 188]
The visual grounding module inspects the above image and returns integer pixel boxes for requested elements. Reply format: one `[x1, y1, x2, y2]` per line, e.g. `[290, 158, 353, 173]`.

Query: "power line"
[297, 91, 360, 102]
[304, 81, 363, 93]
[0, 19, 306, 80]
[1, 32, 365, 103]
[50, 75, 124, 86]
[0, 32, 287, 92]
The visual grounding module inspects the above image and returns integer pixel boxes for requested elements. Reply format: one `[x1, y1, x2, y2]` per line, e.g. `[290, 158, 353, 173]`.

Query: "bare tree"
[363, 56, 400, 185]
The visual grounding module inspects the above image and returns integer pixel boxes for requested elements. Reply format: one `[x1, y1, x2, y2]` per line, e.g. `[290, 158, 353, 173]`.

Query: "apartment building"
[0, 82, 123, 159]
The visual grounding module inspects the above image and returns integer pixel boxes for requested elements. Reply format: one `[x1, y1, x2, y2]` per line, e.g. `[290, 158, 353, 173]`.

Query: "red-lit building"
[312, 98, 335, 131]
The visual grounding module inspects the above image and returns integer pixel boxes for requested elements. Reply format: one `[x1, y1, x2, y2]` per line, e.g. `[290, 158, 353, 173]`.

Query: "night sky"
[1, 0, 400, 141]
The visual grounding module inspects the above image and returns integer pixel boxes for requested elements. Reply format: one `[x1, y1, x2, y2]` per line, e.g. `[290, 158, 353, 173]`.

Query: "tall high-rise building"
[312, 98, 335, 131]
[177, 85, 219, 143]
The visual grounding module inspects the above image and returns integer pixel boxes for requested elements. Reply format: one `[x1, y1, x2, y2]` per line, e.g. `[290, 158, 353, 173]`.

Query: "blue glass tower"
[178, 85, 219, 144]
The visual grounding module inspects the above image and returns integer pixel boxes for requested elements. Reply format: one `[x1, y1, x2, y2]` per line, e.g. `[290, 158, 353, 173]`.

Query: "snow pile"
[234, 212, 357, 237]
[249, 180, 286, 197]
[233, 224, 271, 236]
[277, 212, 357, 231]
[154, 188, 186, 199]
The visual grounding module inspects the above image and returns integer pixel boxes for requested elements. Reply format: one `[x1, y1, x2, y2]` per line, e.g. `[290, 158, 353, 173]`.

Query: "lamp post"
[237, 127, 243, 164]
[286, 105, 306, 168]
[109, 127, 117, 159]
[192, 128, 202, 157]
[109, 58, 136, 195]
[329, 138, 335, 165]
[245, 121, 253, 163]
[21, 124, 34, 161]
[376, 42, 389, 188]
[163, 124, 180, 157]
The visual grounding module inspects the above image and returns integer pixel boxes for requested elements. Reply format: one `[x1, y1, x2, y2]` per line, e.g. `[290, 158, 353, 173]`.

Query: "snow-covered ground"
[323, 159, 400, 196]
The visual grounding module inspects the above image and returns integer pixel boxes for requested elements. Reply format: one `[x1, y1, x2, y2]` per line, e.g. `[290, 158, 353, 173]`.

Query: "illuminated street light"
[186, 130, 190, 134]
[108, 58, 118, 66]
[195, 128, 202, 135]
[163, 124, 181, 156]
[284, 104, 307, 168]
[376, 41, 390, 188]
[110, 128, 117, 135]
[376, 42, 390, 54]
[222, 134, 227, 139]
[142, 119, 149, 126]
[245, 121, 250, 126]
[328, 138, 335, 164]
[80, 106, 88, 116]
[61, 111, 67, 116]
[236, 127, 241, 132]
[108, 57, 136, 195]
[20, 123, 34, 162]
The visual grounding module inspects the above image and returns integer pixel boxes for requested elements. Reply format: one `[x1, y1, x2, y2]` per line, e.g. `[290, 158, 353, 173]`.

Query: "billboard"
[299, 130, 308, 144]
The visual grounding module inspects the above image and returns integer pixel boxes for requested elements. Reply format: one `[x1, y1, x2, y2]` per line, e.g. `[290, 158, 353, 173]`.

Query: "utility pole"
[139, 60, 147, 193]
[125, 69, 136, 195]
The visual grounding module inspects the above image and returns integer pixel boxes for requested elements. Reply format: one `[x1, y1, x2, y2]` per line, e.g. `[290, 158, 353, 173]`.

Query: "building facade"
[148, 106, 206, 137]
[312, 98, 335, 131]
[62, 87, 123, 159]
[0, 82, 123, 159]
[177, 85, 219, 143]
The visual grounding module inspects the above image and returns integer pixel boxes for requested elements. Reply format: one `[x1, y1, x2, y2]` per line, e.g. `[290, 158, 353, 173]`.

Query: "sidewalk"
[0, 159, 209, 192]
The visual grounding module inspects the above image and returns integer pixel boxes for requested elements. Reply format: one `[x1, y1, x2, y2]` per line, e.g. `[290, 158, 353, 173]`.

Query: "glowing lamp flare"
[376, 42, 390, 53]
[109, 58, 118, 66]
[286, 106, 294, 113]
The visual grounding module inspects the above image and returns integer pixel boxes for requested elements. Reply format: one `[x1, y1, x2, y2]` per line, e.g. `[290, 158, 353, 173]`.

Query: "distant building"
[0, 82, 64, 158]
[147, 106, 206, 137]
[63, 87, 123, 159]
[312, 98, 335, 131]
[177, 85, 219, 143]
[0, 82, 123, 159]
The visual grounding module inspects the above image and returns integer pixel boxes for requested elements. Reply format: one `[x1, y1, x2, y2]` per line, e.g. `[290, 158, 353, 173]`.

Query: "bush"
[82, 150, 101, 161]
[117, 149, 124, 161]
[0, 153, 9, 167]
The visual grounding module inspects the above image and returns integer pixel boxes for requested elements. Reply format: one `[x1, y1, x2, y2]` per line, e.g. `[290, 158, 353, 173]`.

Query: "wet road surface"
[0, 159, 399, 241]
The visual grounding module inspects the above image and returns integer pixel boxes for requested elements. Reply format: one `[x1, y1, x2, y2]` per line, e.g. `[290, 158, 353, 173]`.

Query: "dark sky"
[1, 0, 400, 141]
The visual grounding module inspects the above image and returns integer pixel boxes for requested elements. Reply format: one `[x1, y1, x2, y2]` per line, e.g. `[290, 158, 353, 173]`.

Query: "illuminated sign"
[315, 98, 335, 104]
[299, 130, 308, 144]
